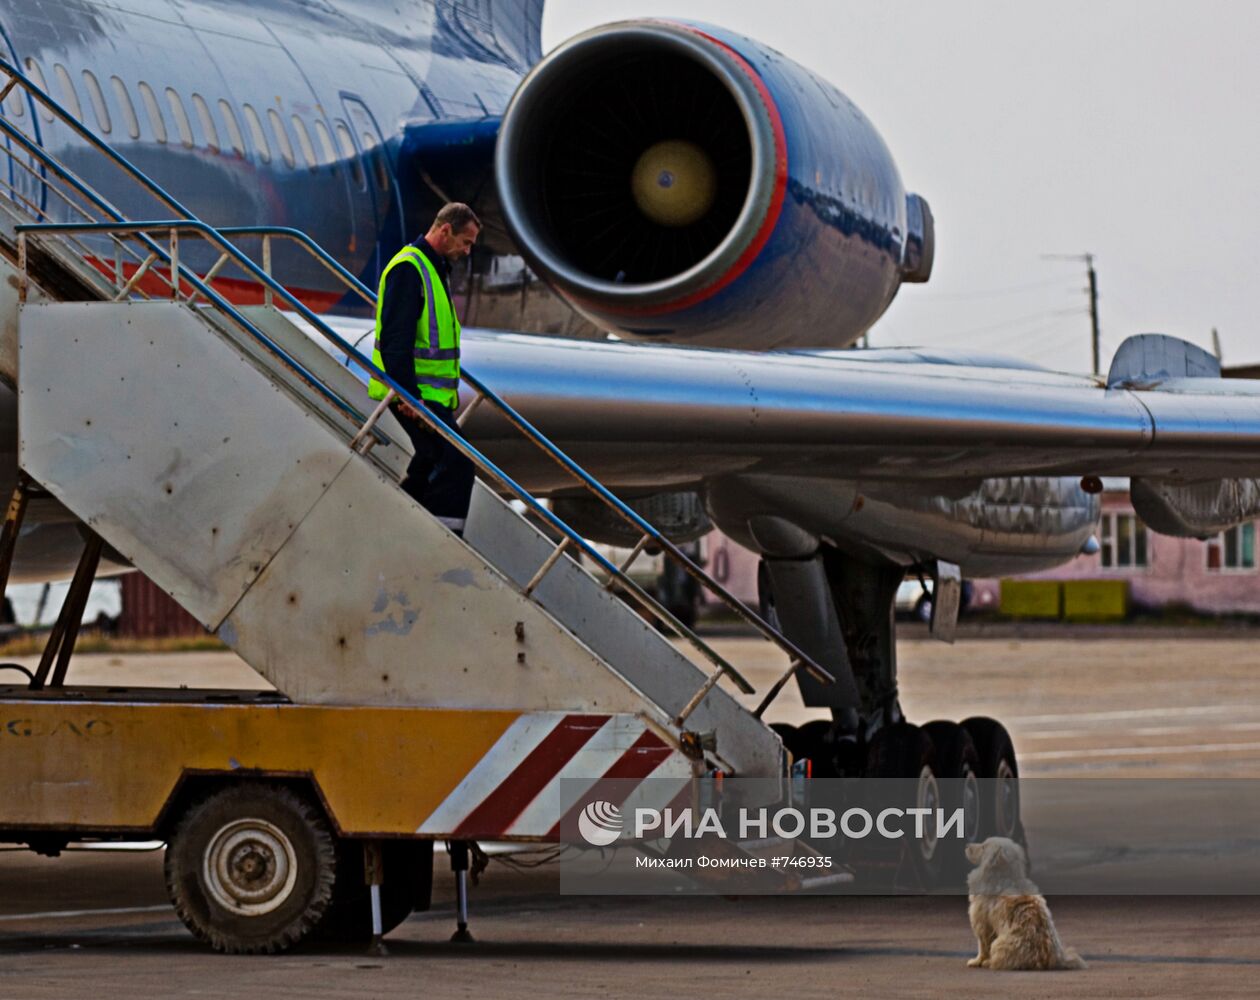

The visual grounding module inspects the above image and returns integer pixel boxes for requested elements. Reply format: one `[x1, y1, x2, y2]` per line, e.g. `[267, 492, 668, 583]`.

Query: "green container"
[1063, 579, 1129, 621]
[1000, 580, 1063, 619]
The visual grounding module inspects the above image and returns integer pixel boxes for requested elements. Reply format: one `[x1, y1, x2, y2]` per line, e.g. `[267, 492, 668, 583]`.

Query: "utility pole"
[1043, 252, 1100, 374]
[1085, 253, 1100, 377]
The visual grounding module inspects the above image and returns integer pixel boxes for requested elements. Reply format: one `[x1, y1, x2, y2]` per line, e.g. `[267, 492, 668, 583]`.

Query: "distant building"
[118, 573, 207, 639]
[1003, 481, 1260, 615]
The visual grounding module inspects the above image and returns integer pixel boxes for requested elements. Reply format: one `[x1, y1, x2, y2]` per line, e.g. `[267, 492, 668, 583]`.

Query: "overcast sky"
[542, 1, 1260, 372]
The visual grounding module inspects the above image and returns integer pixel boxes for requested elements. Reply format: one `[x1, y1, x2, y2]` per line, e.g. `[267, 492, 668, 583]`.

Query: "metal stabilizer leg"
[364, 841, 388, 957]
[29, 528, 102, 691]
[449, 840, 474, 943]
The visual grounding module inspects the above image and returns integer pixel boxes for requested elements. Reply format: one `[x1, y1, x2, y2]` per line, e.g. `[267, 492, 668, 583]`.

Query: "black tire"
[863, 722, 944, 886]
[315, 840, 434, 942]
[921, 720, 982, 881]
[961, 716, 1025, 845]
[796, 719, 839, 777]
[164, 784, 336, 954]
[666, 599, 698, 630]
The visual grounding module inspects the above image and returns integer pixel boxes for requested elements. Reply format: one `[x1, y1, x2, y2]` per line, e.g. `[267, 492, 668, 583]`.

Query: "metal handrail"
[203, 227, 837, 693]
[0, 58, 834, 720]
[16, 219, 757, 701]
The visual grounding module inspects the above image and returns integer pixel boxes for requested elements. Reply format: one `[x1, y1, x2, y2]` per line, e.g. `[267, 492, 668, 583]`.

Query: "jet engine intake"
[496, 20, 931, 349]
[552, 491, 712, 547]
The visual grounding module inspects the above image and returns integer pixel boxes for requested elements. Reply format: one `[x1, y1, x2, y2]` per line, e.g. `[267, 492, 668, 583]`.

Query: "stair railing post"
[168, 226, 179, 300]
[262, 234, 272, 308]
[16, 231, 26, 304]
[350, 391, 396, 454]
[523, 537, 572, 597]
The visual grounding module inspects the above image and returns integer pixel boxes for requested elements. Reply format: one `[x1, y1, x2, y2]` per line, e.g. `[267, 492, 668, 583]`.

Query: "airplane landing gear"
[961, 716, 1024, 845]
[757, 549, 1022, 888]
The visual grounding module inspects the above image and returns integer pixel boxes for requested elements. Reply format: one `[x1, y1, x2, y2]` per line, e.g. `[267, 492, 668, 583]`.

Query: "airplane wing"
[454, 331, 1260, 489]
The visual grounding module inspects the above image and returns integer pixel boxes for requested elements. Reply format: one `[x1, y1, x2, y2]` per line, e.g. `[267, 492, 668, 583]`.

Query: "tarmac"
[3, 634, 1260, 997]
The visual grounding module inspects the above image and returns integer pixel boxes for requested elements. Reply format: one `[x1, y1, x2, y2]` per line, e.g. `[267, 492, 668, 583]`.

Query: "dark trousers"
[395, 399, 475, 522]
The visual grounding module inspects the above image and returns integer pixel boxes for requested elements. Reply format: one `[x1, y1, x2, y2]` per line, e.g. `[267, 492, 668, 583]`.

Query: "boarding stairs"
[0, 62, 838, 809]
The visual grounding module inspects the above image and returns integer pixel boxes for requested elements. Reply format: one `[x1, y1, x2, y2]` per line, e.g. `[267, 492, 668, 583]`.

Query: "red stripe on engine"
[545, 729, 675, 840]
[593, 23, 789, 317]
[452, 714, 608, 838]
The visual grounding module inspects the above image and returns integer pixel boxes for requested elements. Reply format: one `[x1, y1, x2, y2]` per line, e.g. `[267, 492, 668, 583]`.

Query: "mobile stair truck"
[0, 63, 843, 951]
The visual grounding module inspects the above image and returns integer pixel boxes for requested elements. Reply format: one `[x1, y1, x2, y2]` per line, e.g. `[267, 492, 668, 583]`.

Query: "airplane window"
[165, 88, 194, 148]
[359, 131, 391, 193]
[136, 81, 167, 143]
[312, 119, 337, 168]
[217, 99, 245, 157]
[370, 149, 390, 194]
[52, 64, 82, 122]
[266, 108, 295, 168]
[290, 114, 317, 170]
[23, 59, 55, 123]
[191, 94, 219, 152]
[81, 70, 111, 134]
[333, 119, 363, 188]
[3, 85, 22, 119]
[111, 77, 141, 139]
[241, 104, 270, 163]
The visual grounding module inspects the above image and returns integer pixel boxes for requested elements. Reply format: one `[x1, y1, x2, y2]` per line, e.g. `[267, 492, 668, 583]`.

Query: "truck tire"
[315, 840, 434, 942]
[165, 784, 336, 954]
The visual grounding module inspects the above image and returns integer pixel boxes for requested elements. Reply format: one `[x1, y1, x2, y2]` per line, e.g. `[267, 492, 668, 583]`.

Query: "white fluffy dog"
[965, 837, 1085, 971]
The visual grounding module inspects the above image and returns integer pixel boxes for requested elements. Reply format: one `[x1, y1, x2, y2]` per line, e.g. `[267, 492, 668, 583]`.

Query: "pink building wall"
[990, 492, 1260, 615]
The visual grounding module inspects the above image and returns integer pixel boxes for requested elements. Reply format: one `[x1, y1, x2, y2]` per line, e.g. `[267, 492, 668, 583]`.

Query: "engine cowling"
[495, 19, 933, 349]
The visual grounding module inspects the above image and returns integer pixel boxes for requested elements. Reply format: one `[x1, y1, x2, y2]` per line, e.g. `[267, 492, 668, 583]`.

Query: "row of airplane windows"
[3, 57, 389, 193]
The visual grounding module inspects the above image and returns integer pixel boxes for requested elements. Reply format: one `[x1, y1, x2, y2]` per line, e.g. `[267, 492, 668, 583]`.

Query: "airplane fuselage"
[0, 0, 1099, 582]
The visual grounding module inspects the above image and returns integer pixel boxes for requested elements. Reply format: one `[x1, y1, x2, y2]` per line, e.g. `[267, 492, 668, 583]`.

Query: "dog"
[965, 837, 1085, 971]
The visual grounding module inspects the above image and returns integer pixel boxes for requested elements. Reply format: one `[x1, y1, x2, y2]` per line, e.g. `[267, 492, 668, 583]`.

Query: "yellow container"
[1063, 579, 1129, 621]
[1000, 580, 1063, 619]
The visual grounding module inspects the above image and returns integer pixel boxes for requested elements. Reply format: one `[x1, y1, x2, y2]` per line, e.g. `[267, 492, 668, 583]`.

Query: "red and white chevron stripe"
[416, 712, 693, 840]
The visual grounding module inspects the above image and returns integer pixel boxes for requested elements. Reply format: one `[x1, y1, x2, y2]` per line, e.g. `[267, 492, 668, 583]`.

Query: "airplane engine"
[495, 20, 933, 350]
[552, 492, 712, 547]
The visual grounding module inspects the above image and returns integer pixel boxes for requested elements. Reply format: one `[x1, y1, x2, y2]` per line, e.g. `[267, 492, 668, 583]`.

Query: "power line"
[1042, 253, 1101, 374]
[930, 305, 1089, 343]
[928, 275, 1081, 300]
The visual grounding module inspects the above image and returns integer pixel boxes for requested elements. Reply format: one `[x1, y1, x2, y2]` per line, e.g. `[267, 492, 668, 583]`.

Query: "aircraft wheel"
[864, 722, 943, 886]
[796, 719, 839, 777]
[165, 784, 335, 954]
[961, 716, 1025, 845]
[921, 720, 982, 882]
[315, 840, 434, 942]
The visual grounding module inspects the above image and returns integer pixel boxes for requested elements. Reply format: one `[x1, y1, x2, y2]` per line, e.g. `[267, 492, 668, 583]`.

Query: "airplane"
[4, 0, 1260, 844]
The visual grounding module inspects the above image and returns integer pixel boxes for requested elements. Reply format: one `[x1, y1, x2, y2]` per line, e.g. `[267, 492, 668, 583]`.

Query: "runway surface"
[3, 635, 1260, 997]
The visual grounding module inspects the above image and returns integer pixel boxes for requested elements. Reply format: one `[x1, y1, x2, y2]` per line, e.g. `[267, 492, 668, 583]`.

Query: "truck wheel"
[315, 840, 434, 942]
[165, 784, 336, 954]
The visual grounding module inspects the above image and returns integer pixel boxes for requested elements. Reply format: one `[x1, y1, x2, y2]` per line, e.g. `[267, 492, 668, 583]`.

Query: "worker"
[369, 203, 481, 533]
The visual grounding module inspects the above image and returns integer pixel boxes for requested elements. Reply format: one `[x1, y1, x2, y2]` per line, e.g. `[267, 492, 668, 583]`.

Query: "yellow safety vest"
[369, 246, 461, 408]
